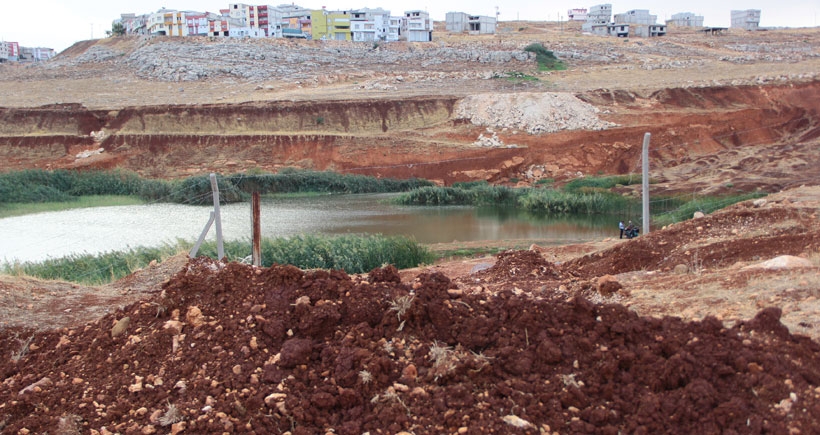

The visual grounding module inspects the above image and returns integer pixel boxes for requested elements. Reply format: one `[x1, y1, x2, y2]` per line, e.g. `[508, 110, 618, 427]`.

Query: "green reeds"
[1, 235, 433, 285]
[391, 184, 520, 206]
[0, 169, 433, 207]
[1, 243, 187, 285]
[517, 189, 635, 215]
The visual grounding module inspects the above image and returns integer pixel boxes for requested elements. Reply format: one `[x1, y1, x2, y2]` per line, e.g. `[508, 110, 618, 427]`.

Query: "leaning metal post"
[642, 133, 651, 235]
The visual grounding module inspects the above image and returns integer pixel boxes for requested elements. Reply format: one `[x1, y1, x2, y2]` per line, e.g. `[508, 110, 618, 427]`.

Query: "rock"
[186, 306, 205, 327]
[743, 255, 813, 270]
[596, 275, 622, 296]
[673, 264, 689, 274]
[753, 198, 768, 207]
[502, 414, 534, 428]
[19, 377, 53, 395]
[111, 317, 130, 337]
[693, 211, 705, 219]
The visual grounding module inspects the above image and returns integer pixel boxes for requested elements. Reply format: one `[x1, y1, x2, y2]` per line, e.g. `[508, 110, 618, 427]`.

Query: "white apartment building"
[731, 9, 761, 30]
[0, 42, 9, 62]
[403, 10, 432, 42]
[148, 8, 189, 36]
[227, 4, 283, 38]
[350, 8, 391, 42]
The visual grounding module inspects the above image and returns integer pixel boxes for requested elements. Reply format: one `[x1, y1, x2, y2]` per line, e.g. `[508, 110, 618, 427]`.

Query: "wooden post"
[210, 173, 225, 260]
[641, 133, 651, 235]
[251, 192, 261, 267]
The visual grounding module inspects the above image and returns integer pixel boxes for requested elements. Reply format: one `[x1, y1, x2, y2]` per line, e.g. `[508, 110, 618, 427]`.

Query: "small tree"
[108, 22, 126, 37]
[523, 42, 565, 71]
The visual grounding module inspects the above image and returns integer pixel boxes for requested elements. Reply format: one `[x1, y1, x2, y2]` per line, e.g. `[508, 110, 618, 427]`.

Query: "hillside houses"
[114, 3, 432, 43]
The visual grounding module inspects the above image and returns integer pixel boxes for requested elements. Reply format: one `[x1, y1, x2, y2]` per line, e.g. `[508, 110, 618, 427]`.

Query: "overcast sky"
[2, 0, 818, 52]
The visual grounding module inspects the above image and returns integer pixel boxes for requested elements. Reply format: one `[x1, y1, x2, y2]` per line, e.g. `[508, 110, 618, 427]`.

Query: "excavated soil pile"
[2, 256, 820, 434]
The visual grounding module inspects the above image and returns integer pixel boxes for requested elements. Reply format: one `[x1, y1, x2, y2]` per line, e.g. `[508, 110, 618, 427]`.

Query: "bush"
[523, 43, 565, 71]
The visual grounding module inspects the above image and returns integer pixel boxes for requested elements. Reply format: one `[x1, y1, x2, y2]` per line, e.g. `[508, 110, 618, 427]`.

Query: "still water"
[0, 193, 616, 263]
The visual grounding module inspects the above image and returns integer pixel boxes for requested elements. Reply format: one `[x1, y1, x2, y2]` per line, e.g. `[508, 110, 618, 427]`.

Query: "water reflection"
[0, 193, 615, 263]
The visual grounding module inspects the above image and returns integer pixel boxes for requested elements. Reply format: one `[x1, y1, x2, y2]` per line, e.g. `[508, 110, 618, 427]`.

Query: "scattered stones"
[456, 92, 616, 134]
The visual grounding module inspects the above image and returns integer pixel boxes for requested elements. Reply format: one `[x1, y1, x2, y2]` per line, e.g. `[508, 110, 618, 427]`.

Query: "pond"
[0, 193, 619, 263]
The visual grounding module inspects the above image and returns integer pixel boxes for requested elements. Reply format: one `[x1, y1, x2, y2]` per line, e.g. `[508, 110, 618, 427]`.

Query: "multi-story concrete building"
[582, 4, 612, 33]
[186, 12, 221, 36]
[403, 10, 432, 42]
[445, 12, 496, 34]
[148, 8, 190, 36]
[350, 8, 391, 42]
[311, 9, 351, 40]
[731, 9, 761, 30]
[209, 8, 263, 37]
[279, 3, 312, 37]
[0, 42, 8, 62]
[227, 4, 283, 38]
[568, 8, 588, 21]
[614, 9, 657, 25]
[613, 9, 666, 37]
[117, 13, 149, 35]
[666, 12, 704, 27]
[7, 42, 19, 61]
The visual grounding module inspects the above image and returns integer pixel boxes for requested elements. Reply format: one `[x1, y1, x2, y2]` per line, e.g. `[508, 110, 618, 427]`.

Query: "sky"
[1, 0, 817, 52]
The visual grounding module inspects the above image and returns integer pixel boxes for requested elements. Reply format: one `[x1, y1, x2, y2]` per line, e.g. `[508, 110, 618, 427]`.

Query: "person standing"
[619, 221, 625, 239]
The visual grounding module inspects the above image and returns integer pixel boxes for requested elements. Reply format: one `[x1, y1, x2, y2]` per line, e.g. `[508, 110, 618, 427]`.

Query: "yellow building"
[310, 10, 351, 41]
[148, 8, 188, 36]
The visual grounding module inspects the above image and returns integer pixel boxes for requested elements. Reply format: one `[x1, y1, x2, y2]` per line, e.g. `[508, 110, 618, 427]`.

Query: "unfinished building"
[667, 12, 704, 27]
[613, 9, 666, 37]
[446, 12, 497, 34]
[581, 4, 612, 33]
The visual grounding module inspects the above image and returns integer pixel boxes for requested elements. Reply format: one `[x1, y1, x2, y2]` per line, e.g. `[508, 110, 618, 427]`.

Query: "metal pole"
[189, 211, 215, 258]
[642, 133, 651, 235]
[251, 192, 261, 267]
[210, 173, 225, 260]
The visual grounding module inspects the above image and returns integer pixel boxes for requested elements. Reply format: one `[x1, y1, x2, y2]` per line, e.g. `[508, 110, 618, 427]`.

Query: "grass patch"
[492, 71, 539, 82]
[651, 192, 767, 227]
[562, 174, 643, 192]
[0, 195, 145, 218]
[2, 235, 433, 284]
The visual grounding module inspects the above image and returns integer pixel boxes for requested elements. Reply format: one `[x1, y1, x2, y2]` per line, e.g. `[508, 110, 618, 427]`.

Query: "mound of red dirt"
[2, 256, 820, 434]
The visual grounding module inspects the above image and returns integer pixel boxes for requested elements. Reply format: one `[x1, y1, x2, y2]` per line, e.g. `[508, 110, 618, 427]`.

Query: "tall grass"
[1, 235, 433, 284]
[1, 243, 187, 285]
[199, 234, 434, 272]
[517, 189, 635, 215]
[392, 185, 520, 206]
[0, 169, 433, 207]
